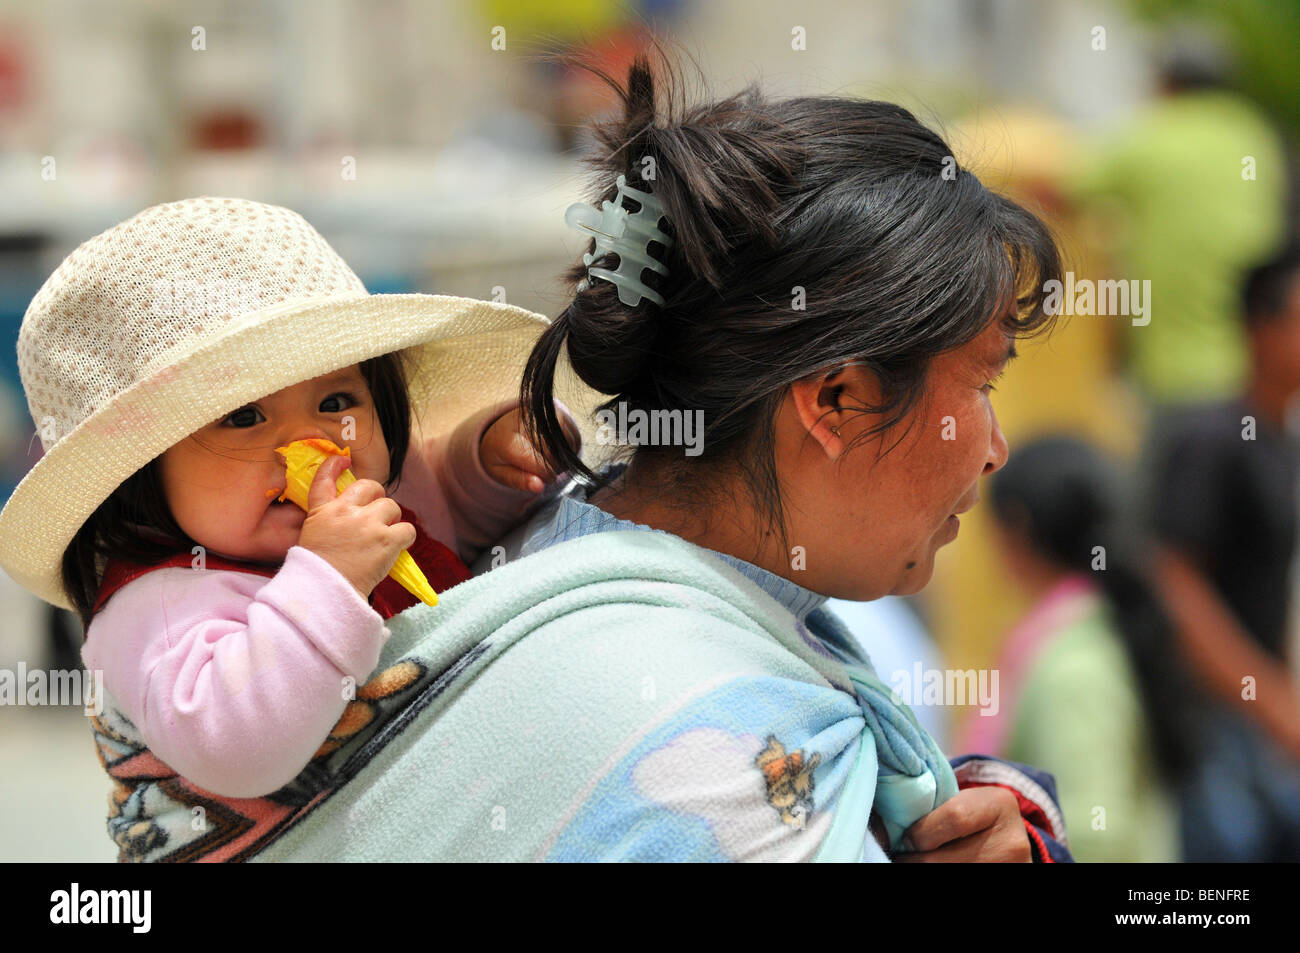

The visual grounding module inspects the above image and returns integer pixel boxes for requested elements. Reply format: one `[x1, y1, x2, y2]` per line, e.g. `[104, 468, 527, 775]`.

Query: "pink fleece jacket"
[83, 400, 571, 798]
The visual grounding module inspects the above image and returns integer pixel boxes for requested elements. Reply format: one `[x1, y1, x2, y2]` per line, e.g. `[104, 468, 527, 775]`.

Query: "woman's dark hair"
[522, 49, 1063, 550]
[989, 434, 1201, 785]
[60, 351, 412, 632]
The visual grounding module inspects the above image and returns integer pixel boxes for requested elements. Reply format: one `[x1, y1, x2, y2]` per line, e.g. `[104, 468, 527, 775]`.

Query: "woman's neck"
[589, 463, 785, 579]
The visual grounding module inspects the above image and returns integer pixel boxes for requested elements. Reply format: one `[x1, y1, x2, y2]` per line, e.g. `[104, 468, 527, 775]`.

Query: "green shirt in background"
[1070, 90, 1286, 404]
[1006, 592, 1180, 863]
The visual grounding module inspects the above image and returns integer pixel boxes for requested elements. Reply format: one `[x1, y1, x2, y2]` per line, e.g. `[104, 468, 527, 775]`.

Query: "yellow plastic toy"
[269, 437, 438, 607]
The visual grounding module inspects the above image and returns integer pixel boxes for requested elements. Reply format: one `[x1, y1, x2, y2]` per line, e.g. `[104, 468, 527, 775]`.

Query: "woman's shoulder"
[477, 464, 652, 557]
[1040, 595, 1129, 667]
[501, 586, 830, 696]
[482, 510, 768, 595]
[422, 528, 858, 712]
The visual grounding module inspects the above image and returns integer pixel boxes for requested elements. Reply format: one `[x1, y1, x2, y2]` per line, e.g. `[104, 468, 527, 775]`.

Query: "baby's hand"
[480, 406, 579, 494]
[296, 453, 416, 600]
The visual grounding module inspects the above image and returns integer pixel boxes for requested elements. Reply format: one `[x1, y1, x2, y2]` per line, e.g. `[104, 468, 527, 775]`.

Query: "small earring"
[830, 426, 841, 437]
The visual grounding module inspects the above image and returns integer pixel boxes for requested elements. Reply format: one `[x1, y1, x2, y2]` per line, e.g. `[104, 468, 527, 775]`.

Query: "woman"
[255, 54, 1072, 862]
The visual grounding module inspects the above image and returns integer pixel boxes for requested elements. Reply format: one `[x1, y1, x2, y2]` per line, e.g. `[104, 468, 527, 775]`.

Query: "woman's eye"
[222, 406, 264, 428]
[320, 391, 359, 413]
[981, 372, 1005, 395]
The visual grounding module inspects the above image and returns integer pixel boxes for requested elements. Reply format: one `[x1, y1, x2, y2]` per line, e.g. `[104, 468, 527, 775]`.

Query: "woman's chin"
[889, 556, 936, 596]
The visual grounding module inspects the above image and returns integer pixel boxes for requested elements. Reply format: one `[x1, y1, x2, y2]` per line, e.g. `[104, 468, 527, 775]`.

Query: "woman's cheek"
[970, 407, 995, 472]
[945, 401, 989, 482]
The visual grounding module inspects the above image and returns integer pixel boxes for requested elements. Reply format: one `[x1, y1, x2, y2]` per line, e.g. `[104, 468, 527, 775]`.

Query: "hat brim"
[0, 292, 606, 611]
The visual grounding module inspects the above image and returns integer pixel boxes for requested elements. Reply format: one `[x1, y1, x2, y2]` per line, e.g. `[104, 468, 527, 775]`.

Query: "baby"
[86, 361, 576, 798]
[0, 197, 579, 815]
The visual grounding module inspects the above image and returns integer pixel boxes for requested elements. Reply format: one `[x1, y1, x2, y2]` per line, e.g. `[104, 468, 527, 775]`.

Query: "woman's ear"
[790, 363, 882, 459]
[789, 370, 848, 458]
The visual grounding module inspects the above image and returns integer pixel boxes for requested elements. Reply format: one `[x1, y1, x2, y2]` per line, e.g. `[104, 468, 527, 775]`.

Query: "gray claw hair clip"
[564, 174, 673, 307]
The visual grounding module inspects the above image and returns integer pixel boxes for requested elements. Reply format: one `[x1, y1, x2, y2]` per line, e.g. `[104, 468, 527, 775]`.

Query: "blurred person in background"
[961, 434, 1200, 862]
[1146, 245, 1300, 861]
[1068, 28, 1288, 406]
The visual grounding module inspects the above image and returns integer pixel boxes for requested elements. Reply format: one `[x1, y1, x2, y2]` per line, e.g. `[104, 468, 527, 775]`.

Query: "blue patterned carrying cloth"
[252, 524, 960, 862]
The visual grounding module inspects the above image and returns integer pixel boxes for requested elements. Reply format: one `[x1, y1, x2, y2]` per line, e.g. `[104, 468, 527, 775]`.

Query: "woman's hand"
[893, 786, 1033, 863]
[480, 407, 579, 493]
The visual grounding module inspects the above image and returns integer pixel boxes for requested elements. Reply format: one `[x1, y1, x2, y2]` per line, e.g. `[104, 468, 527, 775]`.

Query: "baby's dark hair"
[60, 352, 412, 632]
[522, 48, 1063, 551]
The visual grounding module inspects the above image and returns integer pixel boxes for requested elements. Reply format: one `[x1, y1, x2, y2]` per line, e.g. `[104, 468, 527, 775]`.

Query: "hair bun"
[579, 52, 804, 291]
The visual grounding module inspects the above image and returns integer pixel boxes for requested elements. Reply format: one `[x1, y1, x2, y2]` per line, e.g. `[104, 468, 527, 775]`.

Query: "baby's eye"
[320, 391, 359, 413]
[222, 405, 264, 428]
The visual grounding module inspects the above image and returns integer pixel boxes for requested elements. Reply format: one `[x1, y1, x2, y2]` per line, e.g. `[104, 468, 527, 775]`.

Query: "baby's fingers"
[387, 518, 417, 551]
[307, 453, 351, 510]
[484, 462, 545, 494]
[486, 431, 554, 482]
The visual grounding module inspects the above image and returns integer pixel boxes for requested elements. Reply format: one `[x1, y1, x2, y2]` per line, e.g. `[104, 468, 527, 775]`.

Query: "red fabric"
[1023, 817, 1052, 863]
[92, 504, 471, 620]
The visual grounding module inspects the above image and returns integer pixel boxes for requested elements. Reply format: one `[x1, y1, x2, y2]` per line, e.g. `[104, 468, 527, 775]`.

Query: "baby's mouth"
[265, 490, 305, 522]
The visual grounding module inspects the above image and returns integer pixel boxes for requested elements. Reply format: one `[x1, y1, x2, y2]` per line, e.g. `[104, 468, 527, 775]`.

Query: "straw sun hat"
[0, 196, 600, 610]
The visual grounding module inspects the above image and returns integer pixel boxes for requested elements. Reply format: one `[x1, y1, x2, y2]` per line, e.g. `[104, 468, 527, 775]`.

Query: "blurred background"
[2, 0, 1299, 862]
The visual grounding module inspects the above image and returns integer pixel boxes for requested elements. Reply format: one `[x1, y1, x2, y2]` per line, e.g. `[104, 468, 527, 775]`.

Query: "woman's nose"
[983, 411, 1010, 475]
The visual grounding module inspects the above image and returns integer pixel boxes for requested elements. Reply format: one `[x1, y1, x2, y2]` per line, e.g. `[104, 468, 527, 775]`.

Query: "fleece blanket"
[235, 528, 960, 862]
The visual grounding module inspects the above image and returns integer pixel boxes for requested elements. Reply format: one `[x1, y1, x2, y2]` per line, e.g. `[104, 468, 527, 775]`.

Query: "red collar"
[92, 504, 472, 620]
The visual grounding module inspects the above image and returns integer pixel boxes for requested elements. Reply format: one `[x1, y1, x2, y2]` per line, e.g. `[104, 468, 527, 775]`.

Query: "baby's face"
[159, 364, 392, 564]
